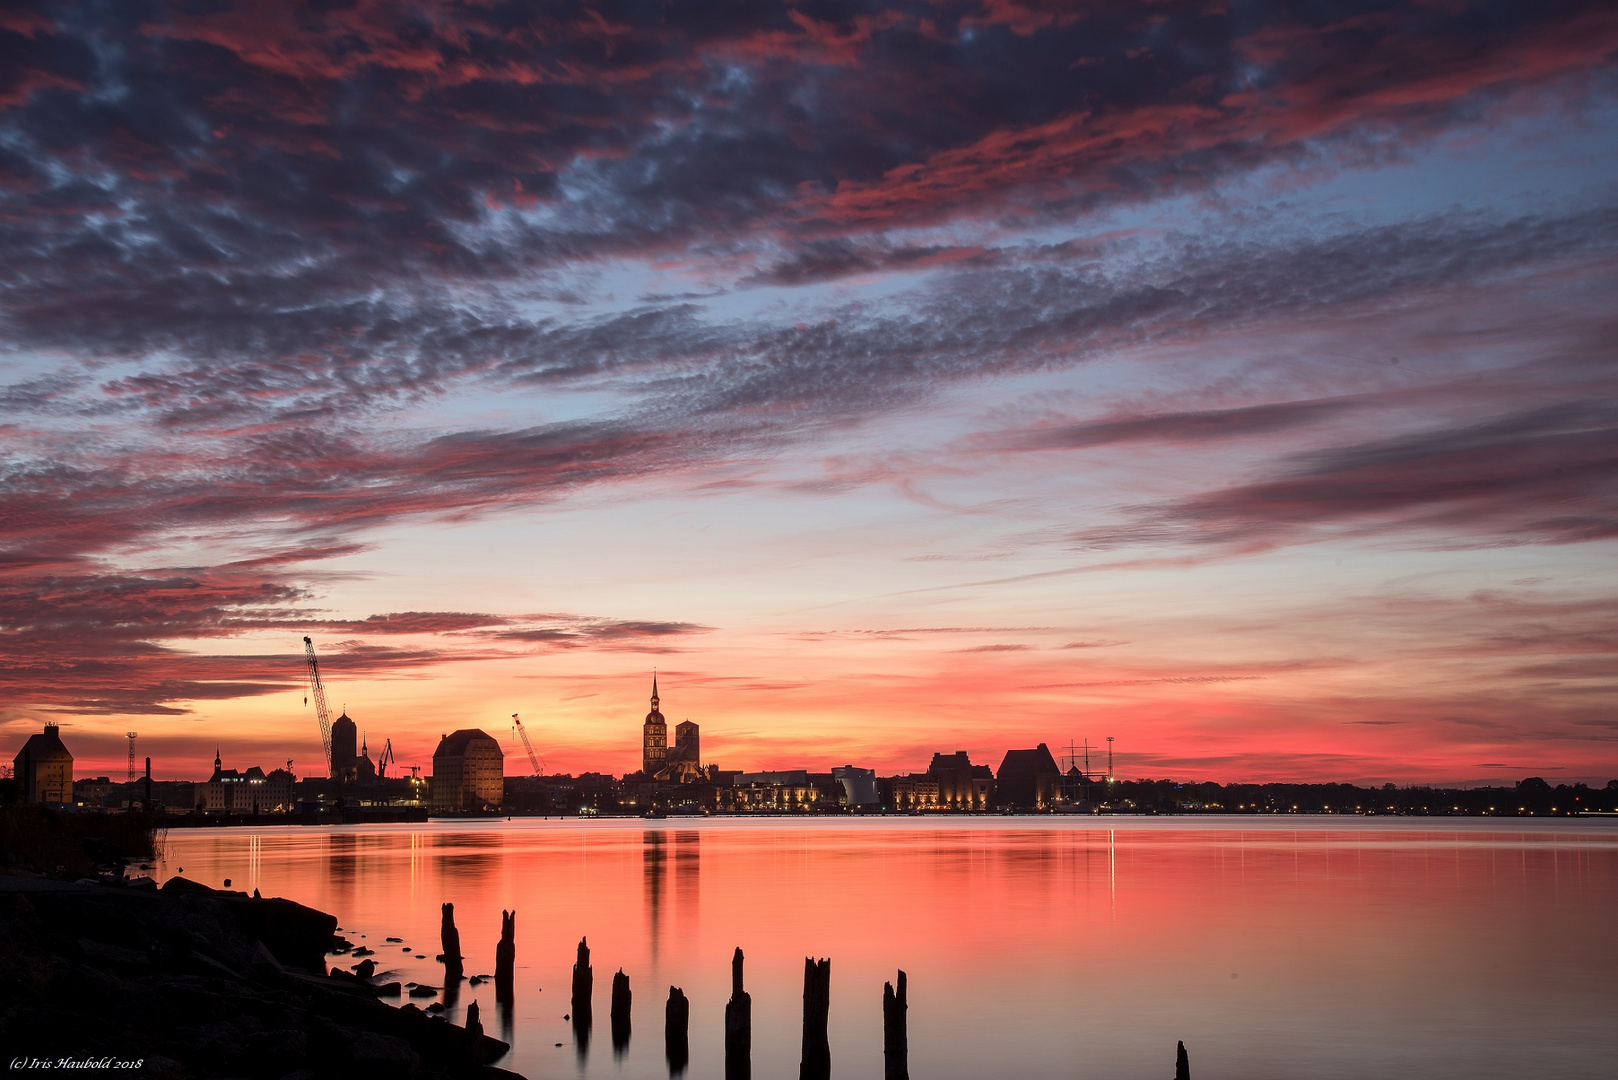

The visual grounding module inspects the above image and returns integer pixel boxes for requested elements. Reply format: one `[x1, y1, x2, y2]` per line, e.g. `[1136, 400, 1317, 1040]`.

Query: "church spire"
[651, 668, 659, 709]
[214, 745, 221, 771]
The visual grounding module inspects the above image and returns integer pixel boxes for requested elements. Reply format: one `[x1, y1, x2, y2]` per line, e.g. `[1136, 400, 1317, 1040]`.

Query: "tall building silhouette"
[642, 672, 667, 777]
[13, 723, 72, 804]
[330, 710, 358, 780]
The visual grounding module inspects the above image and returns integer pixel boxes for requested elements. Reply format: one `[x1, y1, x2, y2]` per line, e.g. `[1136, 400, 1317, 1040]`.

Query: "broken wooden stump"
[440, 902, 463, 982]
[725, 947, 751, 1080]
[610, 968, 632, 1051]
[798, 956, 831, 1080]
[465, 1000, 485, 1066]
[494, 909, 515, 1002]
[1176, 1040, 1190, 1080]
[571, 936, 594, 1024]
[665, 985, 689, 1073]
[883, 969, 908, 1080]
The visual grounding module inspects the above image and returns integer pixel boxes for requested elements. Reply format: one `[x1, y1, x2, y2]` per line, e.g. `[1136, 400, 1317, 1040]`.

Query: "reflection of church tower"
[642, 672, 667, 778]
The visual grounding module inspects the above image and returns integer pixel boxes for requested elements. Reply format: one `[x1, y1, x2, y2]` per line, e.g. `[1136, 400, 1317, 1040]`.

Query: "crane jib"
[303, 636, 335, 772]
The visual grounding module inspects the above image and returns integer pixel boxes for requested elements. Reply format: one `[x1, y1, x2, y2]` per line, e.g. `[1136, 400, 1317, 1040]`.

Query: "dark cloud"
[1, 0, 1612, 409]
[488, 619, 713, 646]
[0, 556, 715, 714]
[1074, 400, 1618, 552]
[978, 400, 1355, 452]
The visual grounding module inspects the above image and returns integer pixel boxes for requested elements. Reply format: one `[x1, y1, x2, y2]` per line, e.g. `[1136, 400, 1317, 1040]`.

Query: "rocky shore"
[0, 873, 520, 1079]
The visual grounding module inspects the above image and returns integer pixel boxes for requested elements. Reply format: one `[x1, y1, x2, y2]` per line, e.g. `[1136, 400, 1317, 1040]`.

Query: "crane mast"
[303, 636, 334, 775]
[512, 713, 542, 776]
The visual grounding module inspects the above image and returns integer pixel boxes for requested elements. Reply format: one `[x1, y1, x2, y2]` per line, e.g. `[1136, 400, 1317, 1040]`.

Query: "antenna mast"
[302, 636, 334, 775]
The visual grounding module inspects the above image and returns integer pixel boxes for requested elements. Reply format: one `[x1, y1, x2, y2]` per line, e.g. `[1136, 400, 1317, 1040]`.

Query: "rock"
[77, 936, 150, 968]
[348, 1030, 420, 1078]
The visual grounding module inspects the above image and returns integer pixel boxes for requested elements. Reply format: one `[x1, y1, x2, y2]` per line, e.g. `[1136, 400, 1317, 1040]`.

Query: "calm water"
[154, 818, 1618, 1079]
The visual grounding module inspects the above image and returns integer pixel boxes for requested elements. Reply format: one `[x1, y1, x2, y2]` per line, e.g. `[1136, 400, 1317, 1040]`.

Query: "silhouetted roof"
[997, 743, 1059, 779]
[434, 728, 501, 757]
[17, 726, 72, 762]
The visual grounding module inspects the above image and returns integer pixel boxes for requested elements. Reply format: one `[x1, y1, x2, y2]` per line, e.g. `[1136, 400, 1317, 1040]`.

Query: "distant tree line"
[1099, 776, 1618, 815]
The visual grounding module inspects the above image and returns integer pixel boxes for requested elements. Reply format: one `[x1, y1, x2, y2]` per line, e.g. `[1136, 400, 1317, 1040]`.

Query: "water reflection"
[674, 831, 699, 945]
[644, 831, 665, 962]
[154, 819, 1618, 1080]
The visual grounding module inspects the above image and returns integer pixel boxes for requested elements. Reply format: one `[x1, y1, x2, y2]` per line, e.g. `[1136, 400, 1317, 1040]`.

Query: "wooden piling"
[494, 909, 515, 1002]
[440, 902, 463, 982]
[724, 947, 751, 1080]
[465, 1000, 484, 1065]
[665, 985, 689, 1072]
[882, 969, 908, 1080]
[610, 968, 632, 1050]
[571, 937, 593, 1024]
[798, 957, 830, 1080]
[1176, 1040, 1190, 1080]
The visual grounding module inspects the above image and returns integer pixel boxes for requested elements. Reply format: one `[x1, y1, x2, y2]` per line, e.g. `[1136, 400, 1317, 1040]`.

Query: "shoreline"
[0, 871, 520, 1079]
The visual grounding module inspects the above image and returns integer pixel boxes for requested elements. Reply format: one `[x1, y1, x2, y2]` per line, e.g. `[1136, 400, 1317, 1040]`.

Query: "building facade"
[996, 744, 1063, 809]
[14, 723, 73, 804]
[832, 765, 878, 807]
[203, 750, 295, 813]
[431, 729, 504, 812]
[885, 774, 940, 811]
[927, 751, 995, 810]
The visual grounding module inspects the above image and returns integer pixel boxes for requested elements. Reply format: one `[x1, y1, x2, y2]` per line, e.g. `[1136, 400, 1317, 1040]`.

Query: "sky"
[1, 0, 1615, 786]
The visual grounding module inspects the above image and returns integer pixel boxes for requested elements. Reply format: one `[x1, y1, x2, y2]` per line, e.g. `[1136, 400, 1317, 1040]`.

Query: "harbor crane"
[302, 636, 334, 776]
[511, 713, 543, 776]
[377, 738, 395, 779]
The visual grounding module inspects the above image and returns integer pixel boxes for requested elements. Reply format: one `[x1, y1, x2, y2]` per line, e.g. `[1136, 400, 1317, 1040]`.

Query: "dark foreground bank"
[0, 872, 519, 1079]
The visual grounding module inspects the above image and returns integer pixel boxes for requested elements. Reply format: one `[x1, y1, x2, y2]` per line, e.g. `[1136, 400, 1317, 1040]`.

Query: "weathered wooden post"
[611, 968, 632, 1051]
[465, 1000, 484, 1065]
[1176, 1040, 1190, 1080]
[882, 969, 908, 1080]
[441, 902, 463, 982]
[665, 985, 689, 1072]
[494, 909, 515, 1002]
[572, 937, 594, 1025]
[725, 947, 751, 1080]
[799, 957, 831, 1080]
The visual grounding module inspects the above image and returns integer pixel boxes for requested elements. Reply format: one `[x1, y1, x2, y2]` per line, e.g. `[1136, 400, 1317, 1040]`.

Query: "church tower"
[642, 672, 667, 778]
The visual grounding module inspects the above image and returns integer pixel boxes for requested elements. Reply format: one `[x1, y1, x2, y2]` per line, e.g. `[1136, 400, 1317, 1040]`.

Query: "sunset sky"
[2, 0, 1615, 785]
